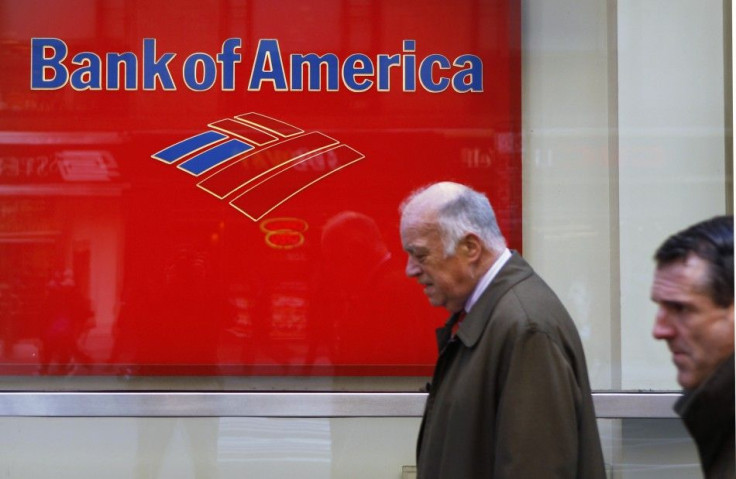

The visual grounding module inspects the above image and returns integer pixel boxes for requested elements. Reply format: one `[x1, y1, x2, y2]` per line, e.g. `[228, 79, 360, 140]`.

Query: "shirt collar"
[464, 247, 512, 313]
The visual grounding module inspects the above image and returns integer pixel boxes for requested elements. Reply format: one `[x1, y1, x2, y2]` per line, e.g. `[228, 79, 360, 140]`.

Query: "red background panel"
[0, 0, 521, 376]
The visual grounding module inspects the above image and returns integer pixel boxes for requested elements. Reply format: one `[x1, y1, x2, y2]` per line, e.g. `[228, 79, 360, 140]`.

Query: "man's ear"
[459, 234, 483, 261]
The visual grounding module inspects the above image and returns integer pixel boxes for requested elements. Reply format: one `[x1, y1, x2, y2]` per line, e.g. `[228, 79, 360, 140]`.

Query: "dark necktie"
[437, 310, 466, 352]
[451, 310, 466, 336]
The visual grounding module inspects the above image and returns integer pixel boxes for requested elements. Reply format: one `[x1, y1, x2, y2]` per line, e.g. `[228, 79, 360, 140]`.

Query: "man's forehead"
[652, 255, 711, 298]
[401, 221, 441, 248]
[402, 217, 440, 234]
[401, 204, 437, 226]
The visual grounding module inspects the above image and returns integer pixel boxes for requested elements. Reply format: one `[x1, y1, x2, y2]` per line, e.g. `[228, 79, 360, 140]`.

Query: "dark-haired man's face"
[651, 254, 734, 389]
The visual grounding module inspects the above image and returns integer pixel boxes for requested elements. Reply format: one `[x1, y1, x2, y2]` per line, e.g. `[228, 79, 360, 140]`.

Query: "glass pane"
[0, 0, 730, 394]
[0, 417, 703, 478]
[0, 0, 521, 388]
[0, 417, 420, 478]
[599, 419, 702, 479]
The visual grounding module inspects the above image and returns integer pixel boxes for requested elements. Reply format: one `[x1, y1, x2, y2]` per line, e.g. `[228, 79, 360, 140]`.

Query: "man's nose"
[405, 257, 421, 277]
[652, 307, 676, 340]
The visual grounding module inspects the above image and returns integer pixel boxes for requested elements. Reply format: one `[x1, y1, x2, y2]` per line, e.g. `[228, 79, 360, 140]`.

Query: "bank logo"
[152, 113, 364, 221]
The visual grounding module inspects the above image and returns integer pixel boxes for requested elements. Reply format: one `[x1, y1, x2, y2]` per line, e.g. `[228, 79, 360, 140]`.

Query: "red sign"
[0, 0, 520, 376]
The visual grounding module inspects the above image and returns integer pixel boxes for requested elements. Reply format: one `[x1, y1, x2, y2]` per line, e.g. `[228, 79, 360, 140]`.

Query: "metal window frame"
[0, 392, 679, 418]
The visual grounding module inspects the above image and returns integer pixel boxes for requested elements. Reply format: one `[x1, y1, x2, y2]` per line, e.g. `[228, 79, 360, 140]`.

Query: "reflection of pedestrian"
[111, 246, 232, 373]
[39, 269, 94, 374]
[400, 182, 605, 478]
[152, 248, 225, 365]
[317, 211, 432, 365]
[0, 282, 21, 358]
[650, 216, 734, 478]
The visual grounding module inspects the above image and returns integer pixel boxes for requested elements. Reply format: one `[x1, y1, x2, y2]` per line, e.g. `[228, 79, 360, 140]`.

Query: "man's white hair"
[400, 181, 506, 256]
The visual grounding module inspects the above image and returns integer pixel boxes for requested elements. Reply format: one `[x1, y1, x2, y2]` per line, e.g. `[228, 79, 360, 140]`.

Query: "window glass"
[0, 0, 730, 392]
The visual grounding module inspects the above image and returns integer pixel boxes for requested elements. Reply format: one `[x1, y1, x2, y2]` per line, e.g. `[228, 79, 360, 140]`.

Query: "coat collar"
[435, 252, 533, 351]
[674, 353, 735, 469]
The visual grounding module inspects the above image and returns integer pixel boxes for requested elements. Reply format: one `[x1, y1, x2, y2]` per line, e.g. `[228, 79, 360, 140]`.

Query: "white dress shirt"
[464, 247, 512, 314]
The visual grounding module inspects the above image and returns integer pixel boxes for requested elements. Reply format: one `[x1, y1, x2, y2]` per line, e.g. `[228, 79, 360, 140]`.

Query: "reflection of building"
[0, 132, 126, 368]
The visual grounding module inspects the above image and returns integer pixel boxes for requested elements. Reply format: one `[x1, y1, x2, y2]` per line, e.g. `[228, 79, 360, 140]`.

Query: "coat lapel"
[435, 311, 463, 353]
[455, 252, 533, 348]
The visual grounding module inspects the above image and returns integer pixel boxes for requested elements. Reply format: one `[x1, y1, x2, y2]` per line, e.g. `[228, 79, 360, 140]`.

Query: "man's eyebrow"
[404, 245, 426, 255]
[654, 298, 690, 309]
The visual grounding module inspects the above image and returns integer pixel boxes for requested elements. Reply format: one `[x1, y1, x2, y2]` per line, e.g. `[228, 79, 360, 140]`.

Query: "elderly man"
[651, 216, 734, 478]
[399, 182, 605, 478]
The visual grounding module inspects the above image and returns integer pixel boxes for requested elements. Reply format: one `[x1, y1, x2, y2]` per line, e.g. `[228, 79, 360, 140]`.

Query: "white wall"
[524, 0, 728, 391]
[522, 0, 616, 390]
[617, 0, 727, 389]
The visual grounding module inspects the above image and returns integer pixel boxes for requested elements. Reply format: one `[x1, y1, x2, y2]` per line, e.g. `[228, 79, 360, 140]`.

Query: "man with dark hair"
[399, 181, 605, 478]
[651, 215, 734, 478]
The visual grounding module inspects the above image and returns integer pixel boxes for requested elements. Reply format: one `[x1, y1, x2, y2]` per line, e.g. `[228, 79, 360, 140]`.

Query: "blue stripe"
[153, 131, 227, 163]
[178, 139, 253, 175]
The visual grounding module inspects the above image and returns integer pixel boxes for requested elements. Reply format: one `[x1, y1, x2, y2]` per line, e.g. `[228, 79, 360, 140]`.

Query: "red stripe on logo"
[235, 113, 303, 137]
[208, 119, 278, 146]
[228, 145, 364, 220]
[197, 132, 338, 198]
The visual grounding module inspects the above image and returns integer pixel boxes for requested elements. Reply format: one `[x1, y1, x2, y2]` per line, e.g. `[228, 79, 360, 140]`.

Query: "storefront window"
[0, 1, 731, 477]
[0, 0, 520, 387]
[2, 0, 728, 394]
